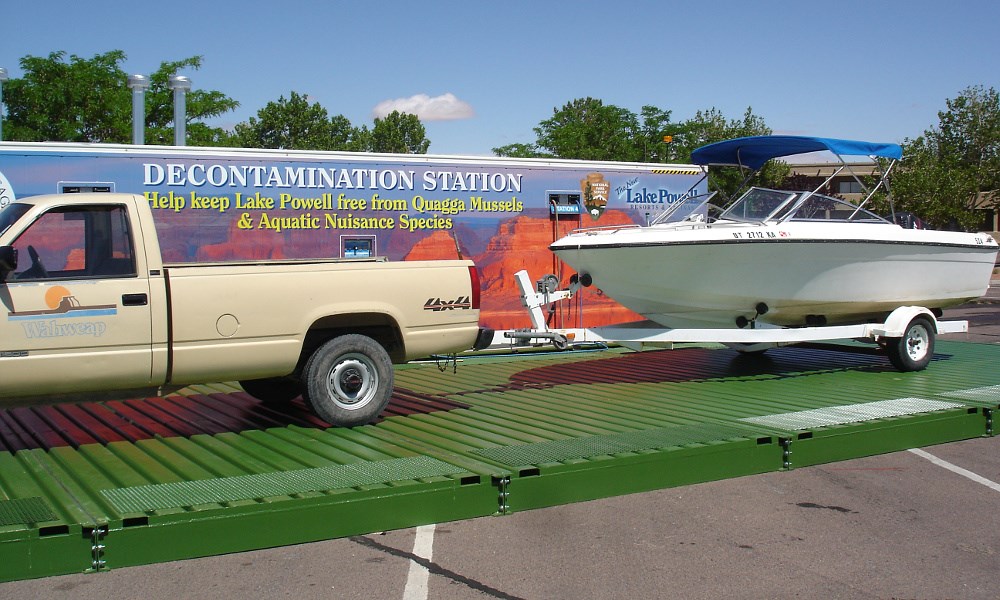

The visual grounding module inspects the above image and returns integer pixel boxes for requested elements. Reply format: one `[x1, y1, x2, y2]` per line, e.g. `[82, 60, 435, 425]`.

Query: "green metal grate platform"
[0, 340, 997, 582]
[100, 455, 470, 514]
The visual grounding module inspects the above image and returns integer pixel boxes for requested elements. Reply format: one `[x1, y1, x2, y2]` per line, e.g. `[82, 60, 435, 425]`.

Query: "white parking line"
[402, 524, 436, 600]
[909, 448, 1000, 492]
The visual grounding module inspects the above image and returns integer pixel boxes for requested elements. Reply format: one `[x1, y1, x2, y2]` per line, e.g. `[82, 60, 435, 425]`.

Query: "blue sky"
[2, 0, 998, 156]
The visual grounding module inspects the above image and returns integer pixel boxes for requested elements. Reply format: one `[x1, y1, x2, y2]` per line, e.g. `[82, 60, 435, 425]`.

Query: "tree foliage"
[494, 98, 641, 161]
[234, 98, 428, 154]
[673, 107, 786, 196]
[637, 105, 674, 163]
[370, 111, 430, 154]
[489, 142, 540, 159]
[4, 51, 131, 142]
[493, 99, 780, 197]
[2, 49, 432, 154]
[3, 51, 238, 145]
[143, 56, 240, 146]
[892, 85, 1000, 230]
[538, 98, 640, 161]
[233, 91, 367, 151]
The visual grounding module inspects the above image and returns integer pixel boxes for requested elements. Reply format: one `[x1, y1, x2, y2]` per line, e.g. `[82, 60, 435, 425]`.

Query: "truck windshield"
[0, 204, 32, 237]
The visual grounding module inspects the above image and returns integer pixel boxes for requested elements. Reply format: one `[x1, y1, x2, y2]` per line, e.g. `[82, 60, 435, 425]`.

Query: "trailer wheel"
[239, 377, 301, 404]
[886, 316, 935, 372]
[301, 334, 393, 427]
[552, 334, 569, 351]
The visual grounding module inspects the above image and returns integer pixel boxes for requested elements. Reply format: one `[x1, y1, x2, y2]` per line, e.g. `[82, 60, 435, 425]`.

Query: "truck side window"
[12, 205, 136, 281]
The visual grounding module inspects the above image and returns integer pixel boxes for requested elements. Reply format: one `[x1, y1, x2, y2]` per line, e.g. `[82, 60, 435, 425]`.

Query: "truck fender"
[872, 306, 937, 338]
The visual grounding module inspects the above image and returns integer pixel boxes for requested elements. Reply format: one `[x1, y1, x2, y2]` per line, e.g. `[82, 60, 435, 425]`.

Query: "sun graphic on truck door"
[44, 285, 72, 309]
[8, 285, 115, 321]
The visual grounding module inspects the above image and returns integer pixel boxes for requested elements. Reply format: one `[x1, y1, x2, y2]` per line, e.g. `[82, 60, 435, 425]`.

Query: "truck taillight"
[468, 265, 481, 310]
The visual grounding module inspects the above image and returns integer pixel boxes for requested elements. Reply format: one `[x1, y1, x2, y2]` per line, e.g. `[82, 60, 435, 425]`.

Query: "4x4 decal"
[423, 296, 472, 311]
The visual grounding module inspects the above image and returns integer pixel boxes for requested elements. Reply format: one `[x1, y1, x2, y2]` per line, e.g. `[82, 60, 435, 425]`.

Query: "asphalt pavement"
[1, 280, 998, 599]
[940, 276, 1000, 343]
[2, 440, 997, 600]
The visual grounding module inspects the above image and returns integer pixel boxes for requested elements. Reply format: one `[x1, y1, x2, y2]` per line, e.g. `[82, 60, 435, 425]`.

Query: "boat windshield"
[786, 192, 888, 223]
[718, 187, 889, 224]
[719, 188, 798, 222]
[649, 191, 719, 225]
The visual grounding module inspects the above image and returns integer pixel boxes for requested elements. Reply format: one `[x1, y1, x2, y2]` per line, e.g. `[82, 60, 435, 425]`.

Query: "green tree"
[351, 124, 373, 153]
[672, 107, 783, 197]
[369, 111, 430, 154]
[143, 57, 239, 146]
[331, 115, 369, 151]
[492, 98, 778, 197]
[4, 51, 131, 142]
[3, 51, 238, 145]
[233, 91, 365, 151]
[496, 98, 641, 161]
[892, 85, 1000, 230]
[490, 142, 543, 158]
[638, 105, 675, 163]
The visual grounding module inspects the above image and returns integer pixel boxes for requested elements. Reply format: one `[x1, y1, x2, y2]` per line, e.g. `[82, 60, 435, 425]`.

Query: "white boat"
[550, 136, 999, 330]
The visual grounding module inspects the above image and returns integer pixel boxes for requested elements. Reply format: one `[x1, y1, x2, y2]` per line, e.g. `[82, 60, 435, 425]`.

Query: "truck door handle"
[122, 293, 148, 306]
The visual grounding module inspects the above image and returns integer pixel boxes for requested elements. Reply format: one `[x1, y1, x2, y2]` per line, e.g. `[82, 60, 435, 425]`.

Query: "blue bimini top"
[690, 135, 903, 170]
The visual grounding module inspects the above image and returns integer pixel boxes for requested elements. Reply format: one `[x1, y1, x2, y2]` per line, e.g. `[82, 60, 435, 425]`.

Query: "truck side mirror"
[0, 246, 18, 282]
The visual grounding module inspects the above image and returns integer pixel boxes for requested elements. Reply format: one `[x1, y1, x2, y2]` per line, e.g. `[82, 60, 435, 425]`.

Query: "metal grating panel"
[940, 385, 1000, 407]
[0, 496, 58, 527]
[0, 387, 470, 453]
[471, 423, 760, 467]
[739, 398, 966, 431]
[101, 456, 468, 514]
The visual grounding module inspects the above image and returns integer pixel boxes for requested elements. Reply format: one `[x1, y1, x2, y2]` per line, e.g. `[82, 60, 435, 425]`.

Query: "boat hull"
[551, 223, 999, 329]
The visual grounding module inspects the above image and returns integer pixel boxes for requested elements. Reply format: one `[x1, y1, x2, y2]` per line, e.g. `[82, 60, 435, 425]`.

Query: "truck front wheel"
[301, 334, 394, 427]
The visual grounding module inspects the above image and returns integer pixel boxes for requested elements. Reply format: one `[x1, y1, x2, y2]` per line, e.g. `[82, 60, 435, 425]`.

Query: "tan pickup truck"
[0, 193, 491, 426]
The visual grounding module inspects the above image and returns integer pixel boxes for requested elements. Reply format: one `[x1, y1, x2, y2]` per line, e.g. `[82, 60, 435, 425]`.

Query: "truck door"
[0, 203, 154, 397]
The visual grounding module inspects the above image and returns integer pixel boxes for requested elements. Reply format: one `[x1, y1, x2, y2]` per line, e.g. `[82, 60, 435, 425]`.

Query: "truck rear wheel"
[301, 334, 394, 427]
[239, 377, 301, 404]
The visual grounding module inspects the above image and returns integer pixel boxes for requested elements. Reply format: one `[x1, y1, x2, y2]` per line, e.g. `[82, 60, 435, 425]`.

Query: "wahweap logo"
[8, 285, 116, 338]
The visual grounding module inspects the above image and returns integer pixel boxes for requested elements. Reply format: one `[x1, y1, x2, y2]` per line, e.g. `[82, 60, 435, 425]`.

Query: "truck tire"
[886, 316, 935, 372]
[239, 377, 301, 404]
[301, 334, 394, 427]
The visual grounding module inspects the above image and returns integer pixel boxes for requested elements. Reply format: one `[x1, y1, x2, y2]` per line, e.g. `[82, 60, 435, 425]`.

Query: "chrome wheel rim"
[904, 324, 930, 361]
[327, 353, 378, 410]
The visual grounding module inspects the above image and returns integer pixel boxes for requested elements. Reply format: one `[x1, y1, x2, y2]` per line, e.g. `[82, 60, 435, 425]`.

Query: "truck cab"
[0, 195, 163, 398]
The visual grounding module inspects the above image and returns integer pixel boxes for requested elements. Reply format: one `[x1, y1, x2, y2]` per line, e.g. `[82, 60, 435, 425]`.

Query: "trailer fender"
[872, 306, 937, 339]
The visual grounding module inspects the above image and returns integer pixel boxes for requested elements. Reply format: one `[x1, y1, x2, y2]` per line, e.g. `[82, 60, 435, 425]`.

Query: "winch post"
[515, 270, 576, 332]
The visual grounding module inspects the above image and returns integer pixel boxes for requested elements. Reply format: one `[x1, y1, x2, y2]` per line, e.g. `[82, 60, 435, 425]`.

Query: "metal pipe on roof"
[127, 74, 149, 145]
[168, 75, 192, 146]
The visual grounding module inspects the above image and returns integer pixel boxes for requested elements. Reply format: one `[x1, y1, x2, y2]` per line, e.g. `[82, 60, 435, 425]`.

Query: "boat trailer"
[488, 270, 968, 372]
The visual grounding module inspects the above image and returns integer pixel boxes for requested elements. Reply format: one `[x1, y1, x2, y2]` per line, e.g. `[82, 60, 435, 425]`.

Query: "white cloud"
[372, 93, 475, 122]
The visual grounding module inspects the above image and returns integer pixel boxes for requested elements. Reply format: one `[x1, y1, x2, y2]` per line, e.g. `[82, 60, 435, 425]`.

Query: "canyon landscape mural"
[1, 146, 705, 332]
